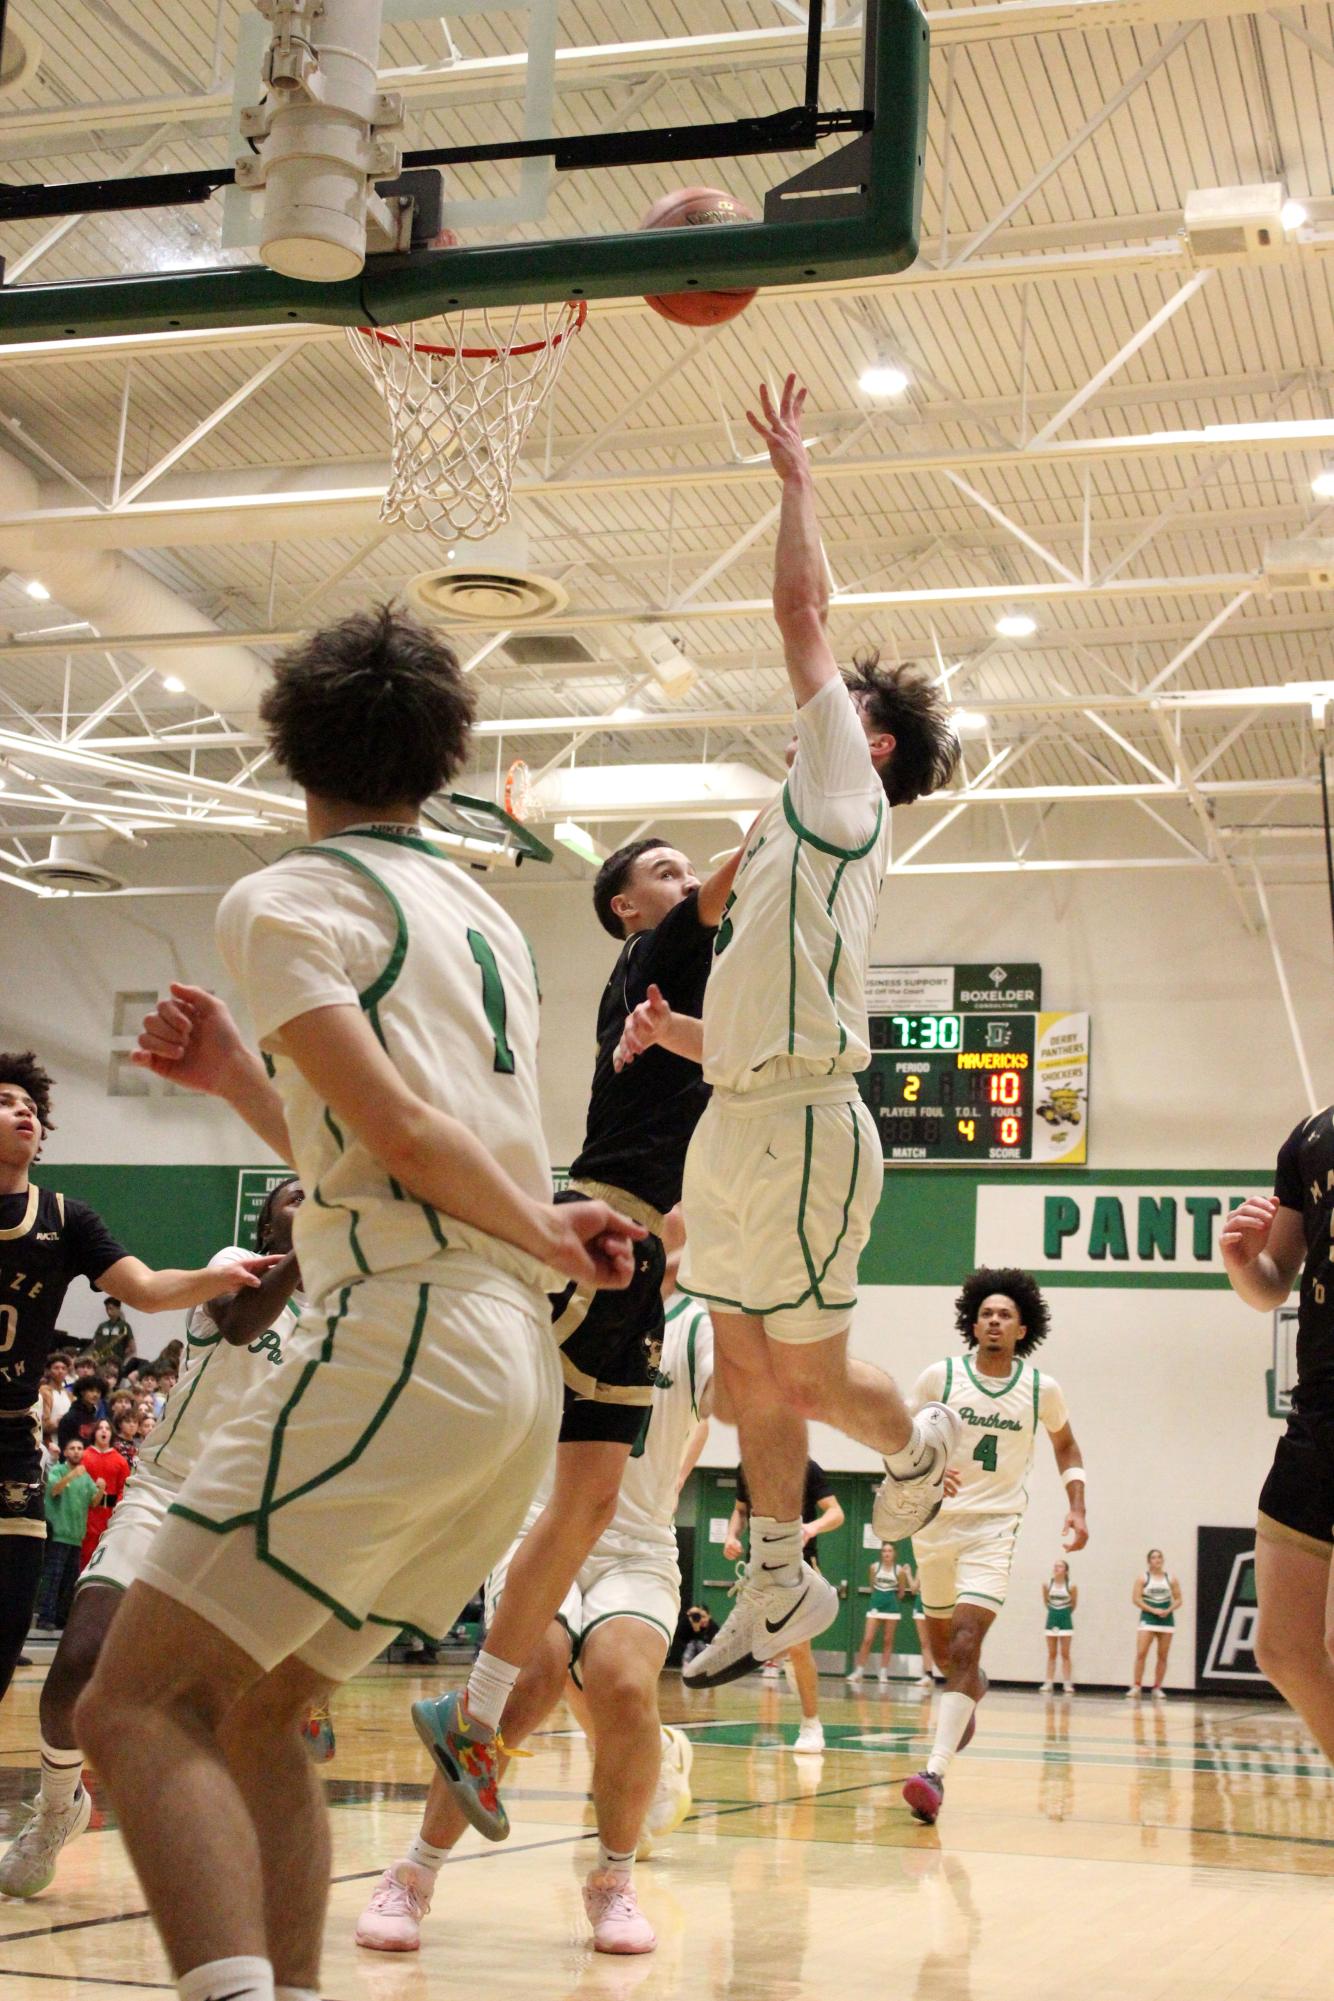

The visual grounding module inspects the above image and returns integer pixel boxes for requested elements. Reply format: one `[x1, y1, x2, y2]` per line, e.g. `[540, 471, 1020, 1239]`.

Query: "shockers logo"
[1201, 1550, 1261, 1682]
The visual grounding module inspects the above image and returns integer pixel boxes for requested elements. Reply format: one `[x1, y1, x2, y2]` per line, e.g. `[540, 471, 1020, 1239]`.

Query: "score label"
[859, 1012, 1089, 1167]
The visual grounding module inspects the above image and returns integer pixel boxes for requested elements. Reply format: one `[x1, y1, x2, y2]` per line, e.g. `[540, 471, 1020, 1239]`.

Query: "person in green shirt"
[37, 1443, 103, 1631]
[87, 1299, 135, 1369]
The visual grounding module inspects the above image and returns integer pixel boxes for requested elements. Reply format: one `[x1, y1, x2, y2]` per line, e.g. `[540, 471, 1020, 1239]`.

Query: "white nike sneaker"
[0, 1785, 92, 1898]
[637, 1726, 693, 1859]
[793, 1718, 825, 1754]
[845, 1664, 865, 1685]
[681, 1562, 838, 1689]
[872, 1404, 962, 1539]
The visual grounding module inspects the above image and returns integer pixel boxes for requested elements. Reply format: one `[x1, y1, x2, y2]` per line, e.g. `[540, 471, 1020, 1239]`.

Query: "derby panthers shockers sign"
[1195, 1527, 1279, 1697]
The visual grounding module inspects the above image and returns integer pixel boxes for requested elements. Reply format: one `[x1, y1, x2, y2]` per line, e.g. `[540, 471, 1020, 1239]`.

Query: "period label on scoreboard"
[859, 1011, 1089, 1166]
[866, 963, 1042, 1014]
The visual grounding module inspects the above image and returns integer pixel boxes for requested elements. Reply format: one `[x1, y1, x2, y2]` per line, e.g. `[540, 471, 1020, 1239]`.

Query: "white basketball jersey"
[217, 826, 551, 1310]
[601, 1295, 715, 1560]
[912, 1353, 1068, 1526]
[137, 1247, 302, 1485]
[702, 679, 892, 1095]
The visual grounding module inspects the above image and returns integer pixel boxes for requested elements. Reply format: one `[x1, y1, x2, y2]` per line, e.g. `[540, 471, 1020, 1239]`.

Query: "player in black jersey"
[1221, 1109, 1334, 1763]
[0, 1052, 279, 1704]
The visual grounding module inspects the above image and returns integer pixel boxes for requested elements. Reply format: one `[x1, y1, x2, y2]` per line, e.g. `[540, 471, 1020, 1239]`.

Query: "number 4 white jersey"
[217, 825, 552, 1312]
[913, 1353, 1068, 1525]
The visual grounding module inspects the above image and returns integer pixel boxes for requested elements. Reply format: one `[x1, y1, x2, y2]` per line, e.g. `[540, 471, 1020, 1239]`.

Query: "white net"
[348, 301, 587, 543]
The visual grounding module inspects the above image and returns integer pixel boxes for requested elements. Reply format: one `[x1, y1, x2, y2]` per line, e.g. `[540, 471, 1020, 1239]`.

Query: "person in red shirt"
[79, 1421, 128, 1571]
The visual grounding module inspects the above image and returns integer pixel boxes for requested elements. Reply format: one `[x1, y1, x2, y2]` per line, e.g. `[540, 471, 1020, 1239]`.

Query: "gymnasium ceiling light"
[994, 612, 1038, 638]
[1281, 200, 1309, 231]
[951, 709, 989, 734]
[1313, 469, 1334, 499]
[858, 361, 910, 398]
[161, 675, 186, 693]
[23, 579, 50, 600]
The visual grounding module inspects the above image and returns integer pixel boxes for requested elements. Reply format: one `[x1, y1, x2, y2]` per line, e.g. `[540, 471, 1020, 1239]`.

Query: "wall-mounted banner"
[866, 963, 1042, 1014]
[1195, 1527, 1276, 1696]
[975, 1180, 1269, 1283]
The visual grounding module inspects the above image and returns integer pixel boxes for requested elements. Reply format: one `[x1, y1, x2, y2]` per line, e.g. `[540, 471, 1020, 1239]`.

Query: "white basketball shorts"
[136, 1271, 560, 1682]
[77, 1459, 178, 1594]
[486, 1523, 680, 1685]
[679, 1081, 882, 1341]
[915, 1513, 1023, 1616]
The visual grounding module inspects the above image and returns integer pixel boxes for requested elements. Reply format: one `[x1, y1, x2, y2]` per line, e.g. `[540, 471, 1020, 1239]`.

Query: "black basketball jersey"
[0, 1185, 128, 1413]
[1274, 1109, 1334, 1410]
[571, 888, 716, 1215]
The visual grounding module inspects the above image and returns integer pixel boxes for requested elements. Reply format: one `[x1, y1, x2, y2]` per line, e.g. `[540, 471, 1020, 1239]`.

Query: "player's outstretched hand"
[134, 982, 247, 1095]
[1219, 1193, 1280, 1263]
[1063, 1511, 1089, 1553]
[745, 371, 810, 484]
[545, 1200, 646, 1289]
[614, 983, 674, 1071]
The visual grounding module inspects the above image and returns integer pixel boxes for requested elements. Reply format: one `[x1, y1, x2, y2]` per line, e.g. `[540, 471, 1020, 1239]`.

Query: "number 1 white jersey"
[217, 825, 552, 1312]
[702, 678, 892, 1095]
[912, 1353, 1068, 1528]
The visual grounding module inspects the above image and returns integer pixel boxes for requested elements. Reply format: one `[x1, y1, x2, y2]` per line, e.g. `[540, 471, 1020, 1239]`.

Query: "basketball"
[639, 185, 758, 327]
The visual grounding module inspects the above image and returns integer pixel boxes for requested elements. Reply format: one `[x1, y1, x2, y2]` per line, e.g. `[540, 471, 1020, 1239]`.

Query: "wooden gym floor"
[1, 1664, 1330, 2000]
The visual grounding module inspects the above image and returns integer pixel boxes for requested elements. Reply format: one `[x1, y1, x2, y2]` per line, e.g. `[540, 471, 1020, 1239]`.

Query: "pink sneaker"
[354, 1863, 433, 1951]
[582, 1868, 657, 1955]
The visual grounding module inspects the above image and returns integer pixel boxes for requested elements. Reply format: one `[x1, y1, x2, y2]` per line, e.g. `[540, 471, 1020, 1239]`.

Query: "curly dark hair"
[954, 1266, 1050, 1355]
[592, 836, 673, 939]
[255, 1176, 301, 1253]
[843, 651, 961, 807]
[0, 1050, 55, 1134]
[260, 604, 474, 809]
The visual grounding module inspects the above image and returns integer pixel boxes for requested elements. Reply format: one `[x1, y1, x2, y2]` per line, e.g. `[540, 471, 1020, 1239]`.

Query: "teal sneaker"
[411, 1691, 513, 1841]
[300, 1705, 336, 1764]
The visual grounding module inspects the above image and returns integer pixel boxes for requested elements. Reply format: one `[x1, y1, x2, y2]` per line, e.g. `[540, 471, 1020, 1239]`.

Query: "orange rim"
[355, 299, 588, 361]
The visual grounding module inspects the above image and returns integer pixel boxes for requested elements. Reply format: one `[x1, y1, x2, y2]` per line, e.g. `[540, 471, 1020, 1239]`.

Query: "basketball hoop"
[348, 302, 587, 543]
[504, 758, 535, 822]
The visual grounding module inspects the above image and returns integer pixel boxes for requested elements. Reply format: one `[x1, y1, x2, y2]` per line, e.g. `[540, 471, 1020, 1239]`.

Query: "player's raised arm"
[746, 372, 839, 708]
[1220, 1193, 1303, 1310]
[134, 983, 293, 1165]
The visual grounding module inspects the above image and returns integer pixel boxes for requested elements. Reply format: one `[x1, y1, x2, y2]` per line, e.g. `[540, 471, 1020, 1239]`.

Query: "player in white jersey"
[611, 374, 963, 1687]
[356, 1284, 716, 1957]
[75, 607, 641, 2001]
[0, 1180, 305, 1899]
[901, 1268, 1088, 1825]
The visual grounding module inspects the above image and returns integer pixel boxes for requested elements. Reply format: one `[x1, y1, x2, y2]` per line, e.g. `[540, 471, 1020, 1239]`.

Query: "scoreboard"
[857, 1010, 1090, 1166]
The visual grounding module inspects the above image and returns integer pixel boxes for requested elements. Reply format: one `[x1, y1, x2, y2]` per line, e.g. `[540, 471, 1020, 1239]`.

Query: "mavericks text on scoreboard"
[858, 1011, 1091, 1166]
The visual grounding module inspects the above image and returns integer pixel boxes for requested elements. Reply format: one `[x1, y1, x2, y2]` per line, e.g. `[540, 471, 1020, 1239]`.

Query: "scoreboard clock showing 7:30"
[858, 1010, 1091, 1166]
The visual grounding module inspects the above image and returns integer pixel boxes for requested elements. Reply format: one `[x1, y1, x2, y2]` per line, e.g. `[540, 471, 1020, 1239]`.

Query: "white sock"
[275, 1989, 320, 2001]
[927, 1692, 977, 1778]
[749, 1517, 802, 1589]
[177, 1957, 273, 2001]
[406, 1832, 450, 1874]
[596, 1840, 635, 1878]
[884, 1414, 934, 1478]
[38, 1736, 84, 1811]
[463, 1650, 519, 1733]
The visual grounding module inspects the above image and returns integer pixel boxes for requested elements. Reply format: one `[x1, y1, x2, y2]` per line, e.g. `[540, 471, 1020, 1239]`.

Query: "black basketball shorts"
[549, 1190, 667, 1447]
[0, 1409, 46, 1539]
[1257, 1404, 1334, 1559]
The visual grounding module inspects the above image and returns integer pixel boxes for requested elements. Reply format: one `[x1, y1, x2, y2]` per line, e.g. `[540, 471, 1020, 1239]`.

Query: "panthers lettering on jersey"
[1274, 1108, 1334, 1408]
[912, 1353, 1069, 1529]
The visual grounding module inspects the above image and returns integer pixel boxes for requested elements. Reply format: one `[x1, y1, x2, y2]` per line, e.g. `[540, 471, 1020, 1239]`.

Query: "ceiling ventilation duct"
[19, 831, 123, 894]
[407, 526, 568, 625]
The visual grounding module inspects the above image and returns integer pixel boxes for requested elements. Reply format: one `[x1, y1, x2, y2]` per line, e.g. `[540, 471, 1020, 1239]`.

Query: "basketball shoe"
[682, 1560, 837, 1689]
[871, 1404, 963, 1538]
[637, 1726, 693, 1858]
[411, 1690, 512, 1841]
[0, 1784, 92, 1898]
[583, 1869, 656, 1954]
[355, 1863, 433, 1951]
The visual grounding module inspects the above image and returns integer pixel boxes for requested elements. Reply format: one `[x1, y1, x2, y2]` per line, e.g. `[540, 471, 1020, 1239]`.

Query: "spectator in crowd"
[38, 1443, 103, 1632]
[150, 1339, 183, 1379]
[78, 1420, 127, 1571]
[138, 1411, 157, 1442]
[88, 1298, 135, 1369]
[39, 1423, 59, 1476]
[55, 1377, 107, 1453]
[112, 1412, 139, 1470]
[40, 1357, 72, 1428]
[682, 1605, 719, 1667]
[151, 1369, 176, 1418]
